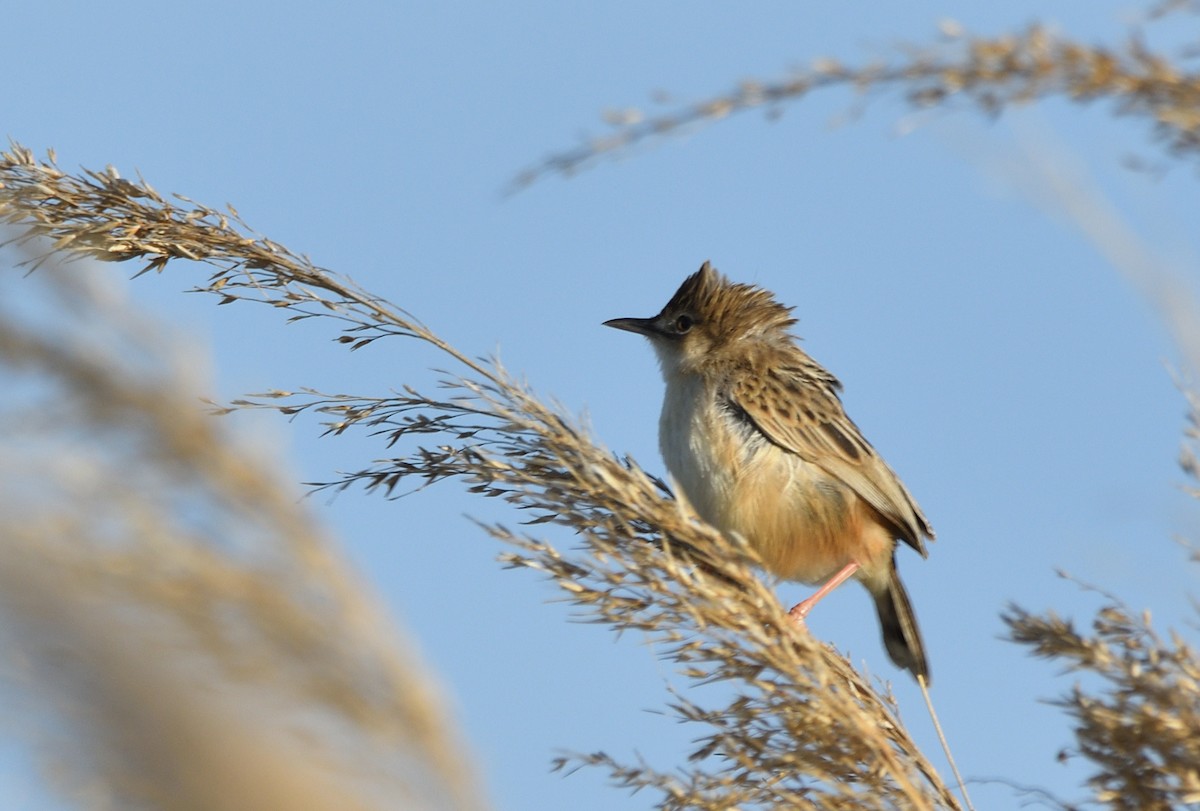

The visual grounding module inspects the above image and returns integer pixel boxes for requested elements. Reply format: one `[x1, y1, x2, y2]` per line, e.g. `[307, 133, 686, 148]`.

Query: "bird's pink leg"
[788, 561, 860, 623]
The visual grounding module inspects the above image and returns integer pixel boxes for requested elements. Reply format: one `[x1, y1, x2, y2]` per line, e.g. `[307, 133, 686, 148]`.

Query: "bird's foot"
[785, 560, 861, 627]
[787, 598, 815, 625]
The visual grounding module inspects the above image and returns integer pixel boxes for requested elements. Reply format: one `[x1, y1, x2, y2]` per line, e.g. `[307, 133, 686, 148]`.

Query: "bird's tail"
[871, 561, 929, 682]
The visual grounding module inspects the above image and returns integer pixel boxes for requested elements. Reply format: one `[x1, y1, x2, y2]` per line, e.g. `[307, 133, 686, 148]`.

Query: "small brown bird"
[605, 261, 933, 680]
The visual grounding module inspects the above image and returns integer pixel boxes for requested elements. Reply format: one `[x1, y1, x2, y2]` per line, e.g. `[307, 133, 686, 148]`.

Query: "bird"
[604, 261, 933, 680]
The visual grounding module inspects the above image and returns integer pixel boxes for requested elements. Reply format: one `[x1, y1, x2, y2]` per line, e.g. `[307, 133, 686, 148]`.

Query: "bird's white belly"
[658, 377, 733, 520]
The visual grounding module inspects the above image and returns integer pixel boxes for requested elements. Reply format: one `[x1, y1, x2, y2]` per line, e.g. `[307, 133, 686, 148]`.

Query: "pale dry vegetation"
[1, 2, 1199, 809]
[0, 255, 485, 810]
[0, 144, 961, 810]
[512, 1, 1200, 190]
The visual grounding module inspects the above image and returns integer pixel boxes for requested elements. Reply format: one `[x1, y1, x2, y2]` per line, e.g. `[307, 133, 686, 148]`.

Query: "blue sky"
[5, 2, 1199, 809]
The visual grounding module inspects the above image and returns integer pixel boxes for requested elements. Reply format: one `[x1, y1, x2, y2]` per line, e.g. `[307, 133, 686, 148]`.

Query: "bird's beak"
[603, 316, 658, 336]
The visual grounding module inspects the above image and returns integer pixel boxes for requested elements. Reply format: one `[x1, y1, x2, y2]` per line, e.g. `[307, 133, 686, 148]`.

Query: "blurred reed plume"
[0, 246, 487, 810]
[510, 4, 1200, 190]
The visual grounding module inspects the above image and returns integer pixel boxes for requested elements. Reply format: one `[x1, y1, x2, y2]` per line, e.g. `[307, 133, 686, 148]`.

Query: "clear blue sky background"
[5, 2, 1199, 809]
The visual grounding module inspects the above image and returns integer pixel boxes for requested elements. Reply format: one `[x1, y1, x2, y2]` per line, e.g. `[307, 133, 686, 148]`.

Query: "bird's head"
[604, 261, 797, 375]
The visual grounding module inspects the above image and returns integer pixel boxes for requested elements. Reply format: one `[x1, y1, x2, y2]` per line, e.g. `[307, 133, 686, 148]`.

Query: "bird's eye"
[673, 314, 694, 334]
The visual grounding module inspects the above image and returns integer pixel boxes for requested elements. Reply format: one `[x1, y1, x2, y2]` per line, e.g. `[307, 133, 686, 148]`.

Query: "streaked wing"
[727, 362, 932, 555]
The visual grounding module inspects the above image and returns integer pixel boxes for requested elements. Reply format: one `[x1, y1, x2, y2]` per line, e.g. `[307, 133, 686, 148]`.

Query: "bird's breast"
[658, 376, 885, 584]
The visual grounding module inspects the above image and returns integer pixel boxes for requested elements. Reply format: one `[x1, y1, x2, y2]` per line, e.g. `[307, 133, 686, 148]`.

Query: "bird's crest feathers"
[666, 261, 797, 343]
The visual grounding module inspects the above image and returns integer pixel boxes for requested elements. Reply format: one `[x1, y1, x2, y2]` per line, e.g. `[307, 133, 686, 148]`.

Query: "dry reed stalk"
[1005, 595, 1200, 810]
[0, 144, 961, 808]
[507, 7, 1200, 804]
[7, 9, 1200, 801]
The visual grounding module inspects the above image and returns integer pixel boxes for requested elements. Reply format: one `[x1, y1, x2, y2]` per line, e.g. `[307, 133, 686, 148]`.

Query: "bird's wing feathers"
[728, 363, 932, 555]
